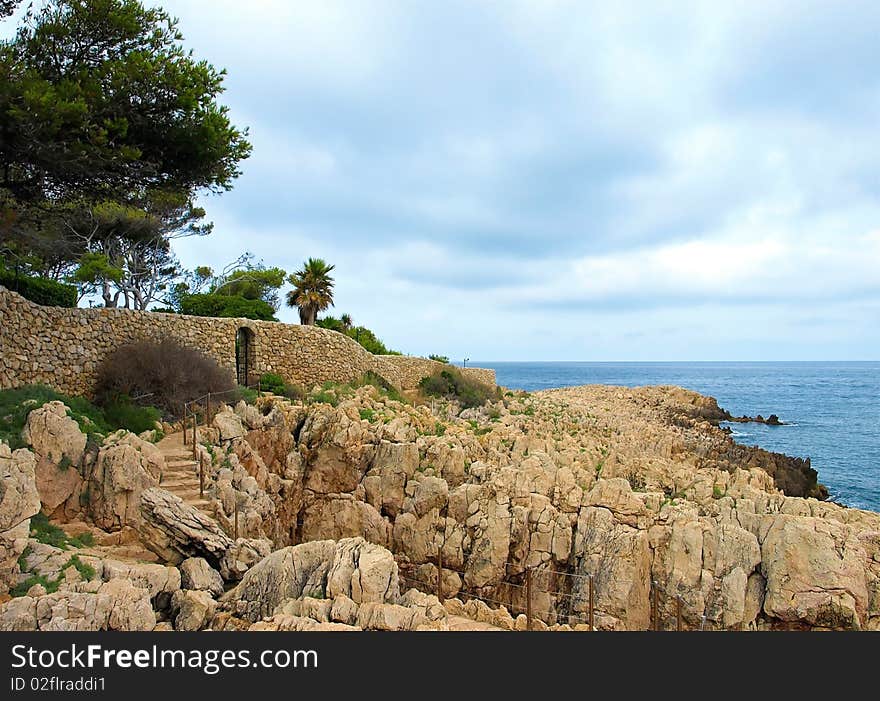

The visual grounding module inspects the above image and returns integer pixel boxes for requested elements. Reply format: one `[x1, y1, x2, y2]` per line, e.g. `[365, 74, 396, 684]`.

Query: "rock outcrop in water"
[1, 384, 877, 631]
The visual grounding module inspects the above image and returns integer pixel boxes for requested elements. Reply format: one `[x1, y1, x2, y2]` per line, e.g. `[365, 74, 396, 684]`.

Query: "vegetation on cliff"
[317, 314, 401, 355]
[0, 384, 159, 449]
[418, 367, 500, 408]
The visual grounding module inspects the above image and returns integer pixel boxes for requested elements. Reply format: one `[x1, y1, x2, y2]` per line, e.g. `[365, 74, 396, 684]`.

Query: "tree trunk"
[102, 279, 117, 308]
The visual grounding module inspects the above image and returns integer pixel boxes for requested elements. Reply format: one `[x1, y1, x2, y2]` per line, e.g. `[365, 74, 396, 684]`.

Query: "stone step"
[163, 449, 194, 457]
[161, 478, 199, 487]
[162, 468, 198, 478]
[162, 485, 202, 497]
[166, 459, 199, 467]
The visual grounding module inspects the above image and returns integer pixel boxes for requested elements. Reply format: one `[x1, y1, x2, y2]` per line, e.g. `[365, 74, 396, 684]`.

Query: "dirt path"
[156, 432, 216, 517]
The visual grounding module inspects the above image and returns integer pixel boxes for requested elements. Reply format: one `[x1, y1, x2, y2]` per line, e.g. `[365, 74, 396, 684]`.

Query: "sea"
[468, 362, 880, 512]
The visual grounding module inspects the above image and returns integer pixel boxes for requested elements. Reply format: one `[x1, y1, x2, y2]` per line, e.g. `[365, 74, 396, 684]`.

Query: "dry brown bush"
[94, 339, 236, 417]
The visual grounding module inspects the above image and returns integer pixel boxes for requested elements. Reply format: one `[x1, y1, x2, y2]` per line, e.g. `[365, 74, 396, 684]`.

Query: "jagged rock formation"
[0, 579, 155, 631]
[0, 444, 41, 594]
[1, 384, 878, 631]
[189, 385, 878, 630]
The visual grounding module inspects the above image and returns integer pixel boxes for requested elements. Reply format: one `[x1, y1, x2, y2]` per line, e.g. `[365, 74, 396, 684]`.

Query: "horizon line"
[451, 359, 880, 364]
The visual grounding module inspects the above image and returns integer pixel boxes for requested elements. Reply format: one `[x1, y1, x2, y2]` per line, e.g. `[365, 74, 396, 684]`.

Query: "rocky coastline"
[1, 383, 877, 631]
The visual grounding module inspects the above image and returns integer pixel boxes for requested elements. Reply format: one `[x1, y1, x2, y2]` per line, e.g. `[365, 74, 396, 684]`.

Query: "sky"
[26, 1, 880, 360]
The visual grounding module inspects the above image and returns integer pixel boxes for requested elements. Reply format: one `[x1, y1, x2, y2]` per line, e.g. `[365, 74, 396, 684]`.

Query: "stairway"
[156, 432, 216, 517]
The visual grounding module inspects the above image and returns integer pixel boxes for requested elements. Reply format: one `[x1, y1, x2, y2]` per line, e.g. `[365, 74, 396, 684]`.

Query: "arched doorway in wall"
[235, 327, 256, 386]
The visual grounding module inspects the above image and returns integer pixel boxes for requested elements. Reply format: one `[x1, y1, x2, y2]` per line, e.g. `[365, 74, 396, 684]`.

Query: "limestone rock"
[761, 516, 869, 629]
[356, 602, 424, 631]
[404, 476, 449, 518]
[180, 557, 224, 597]
[0, 445, 41, 595]
[330, 594, 360, 625]
[219, 537, 272, 581]
[0, 579, 155, 631]
[87, 432, 162, 530]
[138, 487, 233, 567]
[100, 559, 181, 611]
[275, 596, 332, 623]
[22, 402, 87, 512]
[371, 441, 419, 516]
[213, 409, 246, 441]
[221, 540, 336, 622]
[249, 614, 359, 631]
[301, 494, 390, 547]
[171, 589, 216, 631]
[572, 505, 651, 630]
[326, 537, 400, 604]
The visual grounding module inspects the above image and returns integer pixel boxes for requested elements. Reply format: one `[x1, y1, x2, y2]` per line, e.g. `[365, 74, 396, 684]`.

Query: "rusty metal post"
[192, 414, 198, 461]
[652, 581, 659, 631]
[526, 569, 532, 631]
[205, 392, 211, 426]
[436, 550, 443, 603]
[677, 596, 682, 631]
[199, 459, 204, 498]
[234, 498, 239, 539]
[183, 405, 187, 445]
[588, 574, 594, 631]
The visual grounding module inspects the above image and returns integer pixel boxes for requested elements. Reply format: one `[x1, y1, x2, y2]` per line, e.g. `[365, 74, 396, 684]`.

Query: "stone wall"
[377, 355, 496, 389]
[0, 286, 493, 397]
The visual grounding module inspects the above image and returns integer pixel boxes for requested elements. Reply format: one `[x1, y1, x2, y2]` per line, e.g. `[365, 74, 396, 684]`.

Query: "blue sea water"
[469, 362, 880, 512]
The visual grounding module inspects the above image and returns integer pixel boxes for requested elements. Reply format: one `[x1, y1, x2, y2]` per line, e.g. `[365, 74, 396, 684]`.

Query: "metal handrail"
[182, 380, 263, 449]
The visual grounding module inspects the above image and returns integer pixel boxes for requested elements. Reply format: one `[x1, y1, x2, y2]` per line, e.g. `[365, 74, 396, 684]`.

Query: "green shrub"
[234, 385, 260, 404]
[0, 385, 164, 451]
[10, 573, 59, 597]
[282, 384, 305, 401]
[259, 372, 287, 395]
[0, 268, 77, 307]
[29, 513, 94, 549]
[359, 408, 376, 422]
[257, 373, 305, 401]
[68, 531, 95, 548]
[10, 553, 96, 598]
[350, 371, 406, 404]
[418, 368, 500, 409]
[310, 389, 339, 407]
[180, 293, 276, 321]
[28, 513, 94, 550]
[66, 555, 96, 581]
[428, 354, 450, 364]
[308, 372, 404, 408]
[101, 397, 161, 435]
[316, 317, 400, 355]
[0, 385, 106, 448]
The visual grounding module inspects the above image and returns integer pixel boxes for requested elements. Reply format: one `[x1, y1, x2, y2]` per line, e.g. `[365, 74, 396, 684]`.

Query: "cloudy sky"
[164, 1, 879, 360]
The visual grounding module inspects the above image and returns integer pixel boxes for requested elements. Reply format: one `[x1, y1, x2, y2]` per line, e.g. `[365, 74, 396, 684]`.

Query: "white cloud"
[148, 1, 880, 359]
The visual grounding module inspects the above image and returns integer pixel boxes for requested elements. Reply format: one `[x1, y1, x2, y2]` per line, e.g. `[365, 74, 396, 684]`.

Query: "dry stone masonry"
[378, 355, 496, 389]
[0, 286, 494, 395]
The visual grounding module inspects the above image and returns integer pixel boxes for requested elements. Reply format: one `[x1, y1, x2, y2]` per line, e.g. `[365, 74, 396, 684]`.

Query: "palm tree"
[286, 258, 335, 325]
[340, 313, 353, 332]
